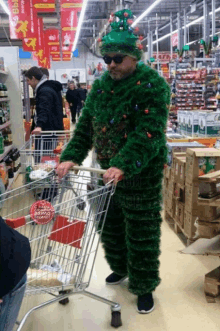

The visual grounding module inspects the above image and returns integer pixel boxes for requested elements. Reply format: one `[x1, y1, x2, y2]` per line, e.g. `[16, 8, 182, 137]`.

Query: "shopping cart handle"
[71, 166, 106, 175]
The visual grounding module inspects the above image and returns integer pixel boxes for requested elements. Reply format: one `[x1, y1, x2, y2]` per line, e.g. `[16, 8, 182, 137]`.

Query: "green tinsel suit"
[60, 9, 170, 296]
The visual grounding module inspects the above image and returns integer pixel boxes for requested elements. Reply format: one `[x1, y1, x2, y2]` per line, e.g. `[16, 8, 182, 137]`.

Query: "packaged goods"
[167, 142, 206, 166]
[198, 111, 220, 137]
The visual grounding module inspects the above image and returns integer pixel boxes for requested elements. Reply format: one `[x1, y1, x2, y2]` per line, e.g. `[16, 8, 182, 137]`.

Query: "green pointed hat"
[99, 9, 143, 61]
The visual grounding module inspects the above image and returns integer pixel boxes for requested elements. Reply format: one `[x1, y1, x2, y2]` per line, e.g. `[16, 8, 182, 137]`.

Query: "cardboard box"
[174, 183, 185, 202]
[187, 111, 199, 136]
[185, 182, 199, 215]
[198, 111, 220, 137]
[185, 148, 220, 183]
[197, 206, 220, 222]
[173, 156, 186, 186]
[175, 201, 185, 227]
[184, 211, 197, 239]
[204, 267, 220, 298]
[178, 110, 188, 135]
[167, 142, 206, 166]
[196, 220, 220, 239]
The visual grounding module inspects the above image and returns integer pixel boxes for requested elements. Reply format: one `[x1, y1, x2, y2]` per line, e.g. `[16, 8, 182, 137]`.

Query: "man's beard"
[109, 67, 136, 81]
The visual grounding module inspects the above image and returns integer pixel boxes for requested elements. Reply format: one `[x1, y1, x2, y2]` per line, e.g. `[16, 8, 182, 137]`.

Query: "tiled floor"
[15, 123, 220, 330]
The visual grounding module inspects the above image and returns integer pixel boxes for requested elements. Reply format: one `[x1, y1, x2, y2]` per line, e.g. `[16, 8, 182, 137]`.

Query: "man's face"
[69, 84, 75, 90]
[26, 77, 39, 89]
[106, 53, 137, 81]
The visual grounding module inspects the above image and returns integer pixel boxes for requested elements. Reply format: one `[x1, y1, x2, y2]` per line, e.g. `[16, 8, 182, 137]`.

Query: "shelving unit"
[0, 145, 14, 162]
[0, 98, 9, 102]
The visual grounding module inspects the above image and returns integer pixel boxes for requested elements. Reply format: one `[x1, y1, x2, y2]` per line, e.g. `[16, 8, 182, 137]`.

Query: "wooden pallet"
[164, 209, 196, 247]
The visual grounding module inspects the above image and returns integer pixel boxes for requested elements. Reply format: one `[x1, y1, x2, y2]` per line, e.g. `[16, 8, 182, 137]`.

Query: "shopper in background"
[57, 9, 170, 314]
[76, 83, 87, 116]
[65, 81, 80, 124]
[40, 67, 64, 118]
[0, 216, 31, 331]
[25, 66, 64, 134]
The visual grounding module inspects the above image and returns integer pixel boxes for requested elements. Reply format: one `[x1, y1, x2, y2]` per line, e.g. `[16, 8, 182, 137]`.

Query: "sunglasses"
[103, 55, 127, 65]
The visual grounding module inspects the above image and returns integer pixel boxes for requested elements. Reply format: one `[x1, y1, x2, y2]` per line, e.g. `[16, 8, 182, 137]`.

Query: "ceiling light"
[153, 6, 220, 45]
[132, 0, 164, 27]
[0, 0, 10, 15]
[72, 0, 89, 52]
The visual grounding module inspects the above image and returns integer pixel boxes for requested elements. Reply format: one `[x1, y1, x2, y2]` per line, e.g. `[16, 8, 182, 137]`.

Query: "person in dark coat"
[25, 67, 64, 164]
[65, 81, 80, 124]
[76, 83, 87, 115]
[25, 67, 64, 134]
[0, 216, 31, 331]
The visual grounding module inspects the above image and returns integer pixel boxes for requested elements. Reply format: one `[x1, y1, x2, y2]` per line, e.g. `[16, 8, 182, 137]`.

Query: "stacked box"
[167, 141, 206, 166]
[186, 111, 199, 136]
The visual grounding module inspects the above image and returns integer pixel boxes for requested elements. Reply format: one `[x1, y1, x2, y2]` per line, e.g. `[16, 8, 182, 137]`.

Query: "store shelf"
[0, 70, 8, 76]
[6, 169, 20, 193]
[0, 98, 9, 102]
[0, 144, 14, 162]
[0, 121, 11, 130]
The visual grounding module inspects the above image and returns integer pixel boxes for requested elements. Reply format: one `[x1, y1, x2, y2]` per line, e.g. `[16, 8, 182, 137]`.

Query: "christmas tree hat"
[99, 9, 143, 61]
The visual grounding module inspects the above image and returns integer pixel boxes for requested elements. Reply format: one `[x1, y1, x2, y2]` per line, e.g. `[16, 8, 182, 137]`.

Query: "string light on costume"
[134, 105, 139, 111]
[136, 161, 142, 168]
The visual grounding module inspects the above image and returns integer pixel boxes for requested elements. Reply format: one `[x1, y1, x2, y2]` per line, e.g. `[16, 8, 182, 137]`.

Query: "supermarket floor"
[16, 125, 220, 331]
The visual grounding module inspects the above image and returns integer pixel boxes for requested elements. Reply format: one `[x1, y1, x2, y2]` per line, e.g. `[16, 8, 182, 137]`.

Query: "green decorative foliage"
[99, 9, 142, 60]
[60, 62, 170, 295]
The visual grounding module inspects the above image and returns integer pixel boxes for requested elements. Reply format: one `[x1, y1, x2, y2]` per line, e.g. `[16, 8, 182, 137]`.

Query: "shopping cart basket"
[19, 130, 72, 183]
[0, 166, 122, 329]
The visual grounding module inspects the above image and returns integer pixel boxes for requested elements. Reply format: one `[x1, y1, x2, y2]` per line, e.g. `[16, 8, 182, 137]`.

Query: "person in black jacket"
[25, 66, 64, 134]
[0, 216, 31, 331]
[65, 81, 80, 124]
[76, 83, 87, 116]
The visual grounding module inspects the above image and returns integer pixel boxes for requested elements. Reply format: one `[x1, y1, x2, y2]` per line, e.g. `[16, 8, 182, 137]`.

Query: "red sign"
[171, 33, 178, 47]
[33, 0, 55, 12]
[153, 52, 178, 63]
[8, 0, 36, 40]
[23, 16, 43, 52]
[61, 1, 82, 51]
[52, 54, 61, 61]
[62, 54, 72, 61]
[45, 29, 61, 56]
[30, 200, 55, 224]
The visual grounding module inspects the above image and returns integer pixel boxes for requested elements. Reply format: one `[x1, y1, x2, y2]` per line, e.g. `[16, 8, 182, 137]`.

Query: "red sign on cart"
[30, 200, 55, 224]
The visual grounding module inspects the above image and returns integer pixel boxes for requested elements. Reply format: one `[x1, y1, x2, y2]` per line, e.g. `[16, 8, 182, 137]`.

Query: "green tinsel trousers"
[100, 175, 163, 296]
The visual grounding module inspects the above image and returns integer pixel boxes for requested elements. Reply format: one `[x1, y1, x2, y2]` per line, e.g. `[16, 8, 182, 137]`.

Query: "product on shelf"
[0, 132, 4, 154]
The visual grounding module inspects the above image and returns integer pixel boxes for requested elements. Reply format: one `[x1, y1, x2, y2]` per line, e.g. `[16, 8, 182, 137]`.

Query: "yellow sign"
[51, 52, 60, 54]
[16, 21, 29, 38]
[48, 42, 60, 45]
[35, 49, 44, 60]
[62, 27, 77, 31]
[34, 4, 55, 9]
[61, 4, 82, 8]
[63, 51, 72, 55]
[25, 38, 37, 51]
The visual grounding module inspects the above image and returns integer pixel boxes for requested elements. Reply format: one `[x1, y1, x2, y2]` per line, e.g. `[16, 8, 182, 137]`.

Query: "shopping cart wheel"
[111, 311, 122, 328]
[58, 290, 70, 305]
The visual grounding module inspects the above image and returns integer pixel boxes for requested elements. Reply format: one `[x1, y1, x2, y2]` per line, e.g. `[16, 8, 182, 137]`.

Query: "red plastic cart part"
[5, 217, 26, 229]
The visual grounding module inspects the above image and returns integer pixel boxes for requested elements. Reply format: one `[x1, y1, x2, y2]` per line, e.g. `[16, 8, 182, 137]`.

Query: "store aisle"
[16, 205, 220, 330]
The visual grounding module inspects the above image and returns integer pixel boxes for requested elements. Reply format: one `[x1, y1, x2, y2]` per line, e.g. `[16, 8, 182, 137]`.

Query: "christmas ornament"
[138, 44, 143, 50]
[124, 133, 127, 139]
[97, 89, 102, 94]
[134, 27, 139, 33]
[124, 12, 129, 17]
[136, 161, 141, 168]
[123, 114, 127, 119]
[137, 81, 141, 85]
[111, 90, 114, 94]
[110, 119, 114, 124]
[139, 36, 144, 41]
[127, 19, 133, 25]
[144, 109, 149, 114]
[134, 104, 139, 111]
[147, 132, 152, 138]
[146, 83, 152, 88]
[98, 38, 102, 43]
[102, 127, 107, 133]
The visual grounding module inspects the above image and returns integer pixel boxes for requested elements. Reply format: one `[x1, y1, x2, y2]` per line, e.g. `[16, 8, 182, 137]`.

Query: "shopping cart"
[19, 130, 72, 183]
[0, 166, 122, 329]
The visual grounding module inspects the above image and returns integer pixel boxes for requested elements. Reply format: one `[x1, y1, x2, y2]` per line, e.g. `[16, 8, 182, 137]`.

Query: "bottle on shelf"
[4, 155, 14, 179]
[10, 147, 20, 172]
[2, 127, 12, 146]
[0, 84, 4, 98]
[3, 84, 8, 97]
[0, 132, 4, 154]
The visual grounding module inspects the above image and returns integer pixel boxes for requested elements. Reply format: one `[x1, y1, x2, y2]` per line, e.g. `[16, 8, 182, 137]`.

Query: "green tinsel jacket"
[60, 63, 170, 179]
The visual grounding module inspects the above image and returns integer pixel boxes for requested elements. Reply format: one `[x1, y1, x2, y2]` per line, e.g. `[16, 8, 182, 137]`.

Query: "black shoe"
[137, 293, 155, 314]
[106, 272, 127, 285]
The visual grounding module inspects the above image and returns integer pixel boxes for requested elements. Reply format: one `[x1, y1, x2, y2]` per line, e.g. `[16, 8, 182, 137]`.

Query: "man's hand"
[32, 127, 42, 135]
[103, 167, 124, 185]
[56, 161, 78, 179]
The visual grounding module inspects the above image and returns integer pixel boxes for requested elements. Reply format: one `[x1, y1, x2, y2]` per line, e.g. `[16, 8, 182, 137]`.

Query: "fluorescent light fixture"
[0, 0, 10, 15]
[152, 6, 220, 45]
[72, 0, 89, 52]
[132, 0, 164, 27]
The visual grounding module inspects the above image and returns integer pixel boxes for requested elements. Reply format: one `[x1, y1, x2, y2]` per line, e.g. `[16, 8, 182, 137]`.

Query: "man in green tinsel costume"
[57, 9, 170, 313]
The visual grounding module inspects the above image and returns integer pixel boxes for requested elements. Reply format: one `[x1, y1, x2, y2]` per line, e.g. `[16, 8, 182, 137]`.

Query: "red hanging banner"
[52, 54, 62, 61]
[23, 16, 43, 52]
[60, 1, 82, 52]
[45, 29, 60, 55]
[8, 0, 36, 40]
[33, 0, 55, 12]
